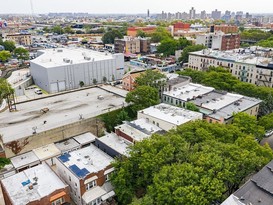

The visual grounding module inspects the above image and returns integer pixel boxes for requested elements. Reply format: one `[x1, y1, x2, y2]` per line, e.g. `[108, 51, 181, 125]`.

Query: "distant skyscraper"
[200, 10, 206, 19]
[211, 9, 221, 20]
[147, 9, 150, 18]
[189, 7, 196, 19]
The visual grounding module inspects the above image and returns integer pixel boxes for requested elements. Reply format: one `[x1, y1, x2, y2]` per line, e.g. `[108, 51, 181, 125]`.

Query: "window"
[105, 174, 111, 182]
[156, 122, 159, 127]
[51, 197, 64, 205]
[69, 176, 71, 181]
[86, 180, 97, 190]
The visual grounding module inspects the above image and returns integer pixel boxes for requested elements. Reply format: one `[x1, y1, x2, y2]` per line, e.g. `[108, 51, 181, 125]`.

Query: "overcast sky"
[0, 0, 272, 14]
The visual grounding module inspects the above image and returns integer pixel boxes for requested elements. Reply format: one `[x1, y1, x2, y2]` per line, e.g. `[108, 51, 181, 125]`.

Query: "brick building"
[114, 37, 150, 54]
[1, 163, 70, 205]
[3, 33, 32, 46]
[210, 25, 239, 33]
[127, 26, 157, 37]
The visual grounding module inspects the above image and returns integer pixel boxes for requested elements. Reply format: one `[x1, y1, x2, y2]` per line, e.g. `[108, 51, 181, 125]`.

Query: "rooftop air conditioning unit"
[57, 49, 63, 52]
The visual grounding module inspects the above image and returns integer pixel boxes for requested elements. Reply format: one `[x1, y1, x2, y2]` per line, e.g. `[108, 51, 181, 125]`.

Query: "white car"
[34, 88, 42, 95]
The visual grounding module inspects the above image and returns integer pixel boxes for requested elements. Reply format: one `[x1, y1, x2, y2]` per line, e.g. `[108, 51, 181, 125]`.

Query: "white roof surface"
[82, 186, 106, 204]
[221, 195, 244, 205]
[33, 143, 61, 161]
[1, 163, 67, 205]
[55, 138, 80, 152]
[58, 144, 113, 179]
[97, 133, 132, 156]
[10, 151, 40, 169]
[73, 132, 97, 145]
[163, 83, 214, 101]
[138, 103, 203, 126]
[0, 86, 127, 143]
[31, 48, 116, 68]
[115, 118, 162, 142]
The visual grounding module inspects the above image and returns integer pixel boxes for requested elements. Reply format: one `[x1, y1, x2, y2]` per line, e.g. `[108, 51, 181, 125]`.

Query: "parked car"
[34, 88, 42, 95]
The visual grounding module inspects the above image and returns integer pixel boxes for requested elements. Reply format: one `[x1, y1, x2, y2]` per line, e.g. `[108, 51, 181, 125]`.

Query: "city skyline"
[0, 0, 273, 14]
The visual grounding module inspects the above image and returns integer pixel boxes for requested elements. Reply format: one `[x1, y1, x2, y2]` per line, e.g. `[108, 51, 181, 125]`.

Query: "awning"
[82, 186, 107, 203]
[84, 175, 98, 185]
[104, 167, 114, 175]
[50, 191, 66, 202]
[101, 190, 115, 201]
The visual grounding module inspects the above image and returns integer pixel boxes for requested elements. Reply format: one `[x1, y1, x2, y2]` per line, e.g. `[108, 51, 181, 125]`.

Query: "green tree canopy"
[185, 102, 199, 111]
[179, 44, 206, 63]
[0, 50, 11, 62]
[136, 30, 146, 38]
[0, 79, 14, 104]
[102, 29, 123, 44]
[111, 120, 273, 205]
[0, 40, 16, 52]
[258, 113, 273, 131]
[63, 26, 75, 34]
[150, 27, 172, 43]
[52, 25, 64, 35]
[13, 47, 29, 61]
[135, 70, 166, 90]
[125, 85, 159, 112]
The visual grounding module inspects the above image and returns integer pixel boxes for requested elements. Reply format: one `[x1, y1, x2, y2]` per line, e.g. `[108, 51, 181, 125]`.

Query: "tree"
[185, 102, 199, 111]
[102, 29, 123, 44]
[258, 113, 273, 131]
[135, 70, 166, 90]
[92, 79, 97, 85]
[52, 25, 64, 35]
[136, 30, 146, 38]
[0, 158, 10, 169]
[79, 81, 84, 87]
[157, 38, 178, 56]
[102, 76, 107, 84]
[42, 26, 51, 33]
[0, 50, 11, 62]
[116, 109, 130, 125]
[0, 40, 16, 52]
[0, 79, 14, 104]
[125, 86, 159, 112]
[179, 44, 206, 63]
[13, 47, 29, 62]
[64, 26, 75, 34]
[150, 27, 172, 43]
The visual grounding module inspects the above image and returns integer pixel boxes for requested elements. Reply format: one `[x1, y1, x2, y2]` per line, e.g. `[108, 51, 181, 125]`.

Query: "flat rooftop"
[209, 96, 262, 120]
[58, 144, 113, 179]
[55, 138, 80, 153]
[138, 103, 203, 126]
[97, 133, 132, 156]
[33, 143, 61, 161]
[31, 48, 120, 68]
[10, 151, 40, 169]
[73, 132, 97, 145]
[163, 83, 214, 101]
[115, 118, 163, 142]
[190, 47, 273, 67]
[1, 163, 67, 205]
[0, 86, 127, 143]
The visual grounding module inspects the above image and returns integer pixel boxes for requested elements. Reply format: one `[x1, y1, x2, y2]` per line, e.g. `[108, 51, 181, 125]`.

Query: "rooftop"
[0, 86, 127, 143]
[96, 133, 132, 156]
[58, 144, 113, 179]
[55, 138, 80, 153]
[115, 118, 163, 142]
[33, 143, 61, 161]
[73, 132, 97, 145]
[163, 83, 214, 101]
[10, 151, 40, 169]
[138, 103, 203, 126]
[31, 48, 120, 68]
[1, 163, 67, 205]
[190, 47, 273, 67]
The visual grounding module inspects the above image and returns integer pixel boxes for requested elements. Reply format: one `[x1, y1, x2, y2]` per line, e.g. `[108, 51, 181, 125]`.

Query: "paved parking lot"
[0, 86, 127, 143]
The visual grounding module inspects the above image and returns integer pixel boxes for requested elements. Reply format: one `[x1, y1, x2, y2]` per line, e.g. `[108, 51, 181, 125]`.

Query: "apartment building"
[122, 70, 145, 91]
[137, 103, 203, 131]
[55, 144, 115, 205]
[188, 47, 273, 87]
[114, 37, 150, 54]
[3, 33, 32, 46]
[162, 83, 261, 124]
[196, 31, 240, 51]
[1, 163, 70, 205]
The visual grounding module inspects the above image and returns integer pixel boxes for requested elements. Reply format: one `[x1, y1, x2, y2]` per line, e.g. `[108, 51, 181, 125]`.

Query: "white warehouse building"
[30, 48, 124, 93]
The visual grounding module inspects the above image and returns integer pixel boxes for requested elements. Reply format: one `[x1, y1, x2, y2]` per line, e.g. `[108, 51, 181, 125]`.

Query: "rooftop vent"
[57, 49, 63, 52]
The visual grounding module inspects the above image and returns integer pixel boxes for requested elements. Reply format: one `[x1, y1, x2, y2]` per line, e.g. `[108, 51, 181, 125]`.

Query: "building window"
[69, 176, 71, 181]
[156, 122, 159, 127]
[86, 180, 97, 190]
[105, 174, 111, 182]
[51, 197, 64, 205]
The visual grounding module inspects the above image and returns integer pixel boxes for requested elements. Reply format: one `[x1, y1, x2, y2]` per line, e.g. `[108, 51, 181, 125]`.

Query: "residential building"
[137, 103, 203, 131]
[94, 133, 132, 158]
[127, 26, 157, 37]
[10, 151, 40, 173]
[1, 163, 70, 205]
[114, 36, 140, 54]
[162, 82, 261, 124]
[140, 38, 151, 54]
[221, 160, 273, 205]
[115, 118, 164, 143]
[210, 25, 239, 33]
[196, 31, 240, 51]
[189, 7, 196, 19]
[200, 10, 207, 19]
[33, 143, 62, 166]
[30, 48, 124, 93]
[55, 138, 81, 154]
[188, 47, 273, 87]
[2, 33, 32, 45]
[55, 144, 115, 205]
[122, 70, 145, 91]
[73, 133, 97, 148]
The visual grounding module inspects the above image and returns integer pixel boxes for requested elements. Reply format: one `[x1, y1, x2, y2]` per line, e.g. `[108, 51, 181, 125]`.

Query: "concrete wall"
[31, 54, 125, 93]
[3, 117, 103, 158]
[95, 138, 122, 158]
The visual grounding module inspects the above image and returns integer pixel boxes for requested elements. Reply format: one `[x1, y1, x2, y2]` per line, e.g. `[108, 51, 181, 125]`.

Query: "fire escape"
[257, 70, 272, 87]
